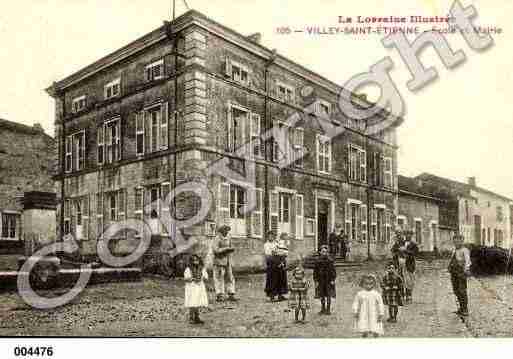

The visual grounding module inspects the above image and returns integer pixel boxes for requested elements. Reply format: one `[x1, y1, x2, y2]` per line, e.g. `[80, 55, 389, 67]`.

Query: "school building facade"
[46, 10, 401, 270]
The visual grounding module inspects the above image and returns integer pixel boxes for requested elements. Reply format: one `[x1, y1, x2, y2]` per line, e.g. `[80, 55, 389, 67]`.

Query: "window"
[228, 61, 249, 85]
[228, 106, 248, 154]
[64, 199, 71, 235]
[146, 59, 164, 81]
[1, 213, 18, 239]
[290, 127, 304, 168]
[137, 103, 169, 155]
[229, 185, 245, 219]
[316, 100, 331, 118]
[104, 78, 120, 100]
[72, 95, 86, 113]
[65, 131, 85, 173]
[385, 211, 392, 242]
[306, 219, 315, 236]
[373, 153, 383, 187]
[377, 208, 385, 242]
[361, 205, 368, 243]
[104, 118, 121, 164]
[134, 187, 144, 238]
[497, 206, 504, 222]
[371, 208, 377, 241]
[464, 200, 470, 223]
[270, 121, 289, 164]
[349, 144, 366, 182]
[250, 113, 261, 158]
[295, 194, 304, 239]
[316, 135, 332, 173]
[384, 157, 393, 188]
[415, 219, 422, 244]
[277, 82, 295, 103]
[345, 200, 361, 242]
[97, 127, 104, 165]
[397, 216, 407, 229]
[279, 193, 291, 224]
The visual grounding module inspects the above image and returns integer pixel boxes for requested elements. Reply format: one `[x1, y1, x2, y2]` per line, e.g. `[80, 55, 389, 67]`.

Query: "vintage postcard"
[0, 0, 512, 356]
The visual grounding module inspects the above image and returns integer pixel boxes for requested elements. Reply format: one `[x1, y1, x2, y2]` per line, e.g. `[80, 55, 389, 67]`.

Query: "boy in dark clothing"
[314, 245, 337, 315]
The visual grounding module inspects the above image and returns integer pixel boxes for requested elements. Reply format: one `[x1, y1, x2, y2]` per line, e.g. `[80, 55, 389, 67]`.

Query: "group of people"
[182, 222, 472, 333]
[322, 224, 350, 260]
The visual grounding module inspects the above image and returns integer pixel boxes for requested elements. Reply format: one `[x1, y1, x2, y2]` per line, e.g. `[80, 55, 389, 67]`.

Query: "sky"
[0, 0, 511, 199]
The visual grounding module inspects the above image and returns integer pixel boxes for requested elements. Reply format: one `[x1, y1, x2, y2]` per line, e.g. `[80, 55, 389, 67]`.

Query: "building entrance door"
[317, 199, 330, 250]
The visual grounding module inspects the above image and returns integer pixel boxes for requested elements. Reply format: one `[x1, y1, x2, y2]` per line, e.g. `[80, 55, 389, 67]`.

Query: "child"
[184, 254, 209, 324]
[288, 262, 310, 323]
[381, 262, 404, 323]
[352, 274, 385, 338]
[313, 245, 336, 315]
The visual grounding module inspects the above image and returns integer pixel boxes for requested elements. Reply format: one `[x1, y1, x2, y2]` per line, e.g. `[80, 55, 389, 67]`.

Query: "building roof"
[416, 172, 512, 203]
[397, 175, 442, 202]
[45, 9, 401, 127]
[0, 118, 52, 140]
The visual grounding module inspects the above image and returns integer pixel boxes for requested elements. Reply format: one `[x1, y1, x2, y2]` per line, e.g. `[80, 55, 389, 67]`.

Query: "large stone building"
[46, 10, 401, 270]
[0, 119, 55, 253]
[397, 175, 442, 252]
[416, 173, 512, 249]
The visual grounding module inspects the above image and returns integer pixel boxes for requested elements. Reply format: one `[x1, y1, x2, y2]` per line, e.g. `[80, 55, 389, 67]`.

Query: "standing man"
[401, 229, 419, 303]
[212, 225, 238, 302]
[448, 234, 471, 316]
[328, 225, 340, 258]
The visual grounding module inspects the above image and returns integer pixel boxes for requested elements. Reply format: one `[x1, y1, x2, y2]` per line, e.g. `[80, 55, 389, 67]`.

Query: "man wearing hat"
[448, 234, 471, 316]
[212, 225, 238, 302]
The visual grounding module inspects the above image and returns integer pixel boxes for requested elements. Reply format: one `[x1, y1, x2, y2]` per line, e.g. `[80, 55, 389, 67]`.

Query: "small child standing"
[381, 262, 404, 323]
[313, 245, 336, 315]
[352, 274, 385, 338]
[288, 263, 310, 323]
[184, 254, 209, 324]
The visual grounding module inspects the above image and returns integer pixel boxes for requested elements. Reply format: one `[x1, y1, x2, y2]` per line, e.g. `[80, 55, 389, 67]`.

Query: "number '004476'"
[14, 347, 54, 357]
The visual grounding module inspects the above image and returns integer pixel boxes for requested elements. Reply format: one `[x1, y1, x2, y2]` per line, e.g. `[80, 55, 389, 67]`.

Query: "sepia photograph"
[0, 0, 512, 355]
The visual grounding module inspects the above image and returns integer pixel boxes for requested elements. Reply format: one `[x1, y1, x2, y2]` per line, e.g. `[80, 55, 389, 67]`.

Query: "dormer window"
[146, 59, 164, 81]
[104, 78, 120, 100]
[277, 82, 295, 103]
[72, 95, 86, 113]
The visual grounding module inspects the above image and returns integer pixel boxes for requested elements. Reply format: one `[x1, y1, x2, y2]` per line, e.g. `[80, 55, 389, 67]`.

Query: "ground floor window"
[1, 213, 18, 239]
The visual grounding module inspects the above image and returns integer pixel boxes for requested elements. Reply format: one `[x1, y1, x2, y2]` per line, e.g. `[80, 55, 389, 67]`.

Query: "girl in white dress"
[352, 274, 385, 337]
[184, 254, 209, 324]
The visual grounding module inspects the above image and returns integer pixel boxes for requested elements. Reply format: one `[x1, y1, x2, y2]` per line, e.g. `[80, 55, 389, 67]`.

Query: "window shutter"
[227, 106, 232, 152]
[116, 120, 121, 161]
[316, 135, 321, 172]
[251, 188, 263, 238]
[219, 183, 230, 225]
[295, 194, 304, 240]
[96, 193, 103, 238]
[360, 150, 367, 183]
[250, 113, 261, 157]
[224, 57, 232, 77]
[97, 127, 104, 165]
[327, 139, 332, 173]
[83, 195, 90, 241]
[345, 201, 351, 241]
[65, 136, 72, 172]
[144, 111, 151, 155]
[361, 204, 367, 243]
[161, 102, 169, 150]
[270, 191, 279, 236]
[244, 111, 251, 157]
[136, 112, 145, 156]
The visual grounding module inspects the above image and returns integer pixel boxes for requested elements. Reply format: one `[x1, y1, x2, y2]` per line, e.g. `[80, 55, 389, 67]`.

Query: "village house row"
[45, 10, 401, 268]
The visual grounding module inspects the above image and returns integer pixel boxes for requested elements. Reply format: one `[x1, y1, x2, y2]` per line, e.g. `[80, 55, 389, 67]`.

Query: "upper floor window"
[290, 127, 304, 168]
[72, 95, 86, 113]
[146, 59, 164, 82]
[348, 144, 366, 183]
[65, 131, 85, 173]
[228, 104, 260, 157]
[225, 58, 249, 86]
[384, 157, 393, 188]
[104, 78, 120, 100]
[1, 213, 18, 239]
[277, 82, 295, 103]
[136, 103, 169, 156]
[497, 206, 504, 222]
[316, 134, 332, 174]
[97, 118, 121, 165]
[316, 100, 332, 118]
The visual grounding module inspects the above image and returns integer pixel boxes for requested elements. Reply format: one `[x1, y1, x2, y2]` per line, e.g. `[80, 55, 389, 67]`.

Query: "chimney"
[33, 123, 44, 132]
[468, 177, 476, 187]
[247, 32, 262, 44]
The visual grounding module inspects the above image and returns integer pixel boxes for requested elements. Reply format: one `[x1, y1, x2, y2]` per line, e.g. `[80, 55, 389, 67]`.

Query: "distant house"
[0, 119, 55, 253]
[415, 173, 512, 249]
[397, 175, 443, 252]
